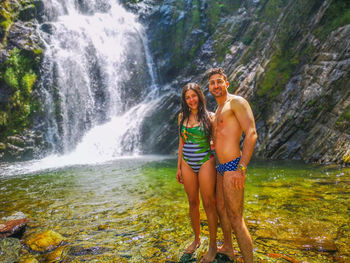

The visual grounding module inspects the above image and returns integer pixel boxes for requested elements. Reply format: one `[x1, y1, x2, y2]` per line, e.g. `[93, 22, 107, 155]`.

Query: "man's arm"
[231, 96, 258, 168]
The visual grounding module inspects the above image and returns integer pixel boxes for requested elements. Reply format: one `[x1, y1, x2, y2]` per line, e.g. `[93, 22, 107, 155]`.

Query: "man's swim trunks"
[217, 156, 241, 176]
[181, 124, 214, 173]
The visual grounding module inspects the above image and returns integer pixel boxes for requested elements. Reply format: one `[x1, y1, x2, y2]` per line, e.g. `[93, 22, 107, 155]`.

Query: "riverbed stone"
[19, 258, 39, 263]
[0, 218, 29, 238]
[43, 246, 66, 262]
[1, 211, 27, 221]
[0, 237, 21, 263]
[25, 230, 65, 252]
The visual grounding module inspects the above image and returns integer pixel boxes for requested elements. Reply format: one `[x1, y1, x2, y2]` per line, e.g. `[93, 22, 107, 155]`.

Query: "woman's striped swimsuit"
[181, 125, 214, 173]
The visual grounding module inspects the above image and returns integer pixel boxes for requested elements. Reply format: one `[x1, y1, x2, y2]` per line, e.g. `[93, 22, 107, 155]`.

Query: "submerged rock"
[0, 238, 21, 263]
[25, 230, 65, 252]
[0, 218, 29, 238]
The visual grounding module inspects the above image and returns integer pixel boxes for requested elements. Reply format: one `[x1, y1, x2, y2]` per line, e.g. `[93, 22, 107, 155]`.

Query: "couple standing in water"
[176, 67, 257, 263]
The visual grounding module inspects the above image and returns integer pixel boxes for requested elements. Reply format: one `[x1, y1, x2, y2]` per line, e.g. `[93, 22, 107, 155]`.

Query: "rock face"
[125, 0, 350, 165]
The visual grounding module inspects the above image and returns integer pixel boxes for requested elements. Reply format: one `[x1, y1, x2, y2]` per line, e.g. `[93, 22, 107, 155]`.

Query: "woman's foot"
[185, 238, 201, 254]
[200, 246, 217, 263]
[217, 245, 235, 260]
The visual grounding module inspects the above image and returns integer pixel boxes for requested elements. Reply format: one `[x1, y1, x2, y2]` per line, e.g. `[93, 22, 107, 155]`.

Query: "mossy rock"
[19, 5, 37, 22]
[19, 258, 39, 263]
[25, 230, 65, 253]
[0, 237, 21, 263]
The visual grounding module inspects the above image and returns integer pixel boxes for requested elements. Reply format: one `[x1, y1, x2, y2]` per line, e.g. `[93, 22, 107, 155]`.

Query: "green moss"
[228, 79, 239, 94]
[260, 0, 285, 22]
[314, 0, 350, 40]
[22, 72, 37, 95]
[4, 67, 19, 88]
[33, 48, 43, 55]
[242, 25, 258, 45]
[0, 48, 40, 140]
[336, 104, 350, 132]
[257, 50, 298, 98]
[0, 112, 8, 126]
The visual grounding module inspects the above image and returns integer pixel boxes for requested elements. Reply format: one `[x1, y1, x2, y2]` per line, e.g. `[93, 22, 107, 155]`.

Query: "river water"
[0, 157, 349, 262]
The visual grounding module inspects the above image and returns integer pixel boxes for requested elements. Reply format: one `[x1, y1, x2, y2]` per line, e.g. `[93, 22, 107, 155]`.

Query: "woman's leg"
[181, 158, 201, 253]
[198, 157, 218, 262]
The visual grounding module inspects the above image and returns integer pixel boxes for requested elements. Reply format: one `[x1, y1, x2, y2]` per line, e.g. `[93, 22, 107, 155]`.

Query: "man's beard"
[211, 88, 225, 97]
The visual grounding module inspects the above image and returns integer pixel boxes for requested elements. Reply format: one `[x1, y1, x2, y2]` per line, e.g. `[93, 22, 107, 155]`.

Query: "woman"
[176, 83, 218, 263]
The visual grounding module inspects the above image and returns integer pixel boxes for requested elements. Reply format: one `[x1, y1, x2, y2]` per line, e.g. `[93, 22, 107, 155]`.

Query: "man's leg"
[198, 158, 217, 262]
[216, 173, 234, 259]
[181, 159, 201, 253]
[223, 171, 253, 263]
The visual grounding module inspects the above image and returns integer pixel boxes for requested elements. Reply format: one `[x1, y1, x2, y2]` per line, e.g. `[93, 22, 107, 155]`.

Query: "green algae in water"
[0, 158, 349, 262]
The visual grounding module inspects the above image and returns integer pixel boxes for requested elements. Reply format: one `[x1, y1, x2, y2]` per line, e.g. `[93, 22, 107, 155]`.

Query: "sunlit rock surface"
[25, 230, 65, 252]
[0, 218, 29, 238]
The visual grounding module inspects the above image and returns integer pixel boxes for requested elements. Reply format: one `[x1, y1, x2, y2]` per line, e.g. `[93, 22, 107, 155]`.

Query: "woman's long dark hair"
[179, 83, 212, 137]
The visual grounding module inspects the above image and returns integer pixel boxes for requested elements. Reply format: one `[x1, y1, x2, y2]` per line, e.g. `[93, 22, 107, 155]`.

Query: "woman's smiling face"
[185, 89, 199, 111]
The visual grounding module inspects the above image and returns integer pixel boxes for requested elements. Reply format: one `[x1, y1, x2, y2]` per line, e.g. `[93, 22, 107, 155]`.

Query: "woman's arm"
[176, 113, 184, 184]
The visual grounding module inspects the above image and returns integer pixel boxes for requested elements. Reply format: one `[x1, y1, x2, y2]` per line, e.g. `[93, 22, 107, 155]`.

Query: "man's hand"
[176, 169, 183, 184]
[225, 170, 246, 189]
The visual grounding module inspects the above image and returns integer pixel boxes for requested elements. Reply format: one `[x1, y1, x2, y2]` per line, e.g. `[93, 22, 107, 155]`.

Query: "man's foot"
[200, 246, 217, 263]
[185, 239, 201, 254]
[217, 245, 235, 260]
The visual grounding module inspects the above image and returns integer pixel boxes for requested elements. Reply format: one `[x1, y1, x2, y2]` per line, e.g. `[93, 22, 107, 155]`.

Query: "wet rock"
[19, 5, 37, 21]
[6, 143, 25, 158]
[97, 224, 109, 230]
[40, 23, 55, 34]
[2, 211, 27, 221]
[0, 238, 21, 263]
[43, 246, 66, 262]
[0, 218, 29, 238]
[300, 237, 338, 252]
[19, 258, 39, 263]
[67, 245, 112, 256]
[7, 136, 25, 147]
[25, 230, 65, 252]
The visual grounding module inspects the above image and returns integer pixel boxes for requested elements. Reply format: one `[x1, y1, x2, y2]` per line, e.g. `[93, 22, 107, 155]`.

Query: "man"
[206, 67, 257, 263]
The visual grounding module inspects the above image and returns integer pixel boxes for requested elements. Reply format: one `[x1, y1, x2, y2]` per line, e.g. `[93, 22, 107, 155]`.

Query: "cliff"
[133, 0, 350, 165]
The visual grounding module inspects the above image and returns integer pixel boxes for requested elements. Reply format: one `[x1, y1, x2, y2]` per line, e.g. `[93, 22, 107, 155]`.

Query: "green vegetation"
[204, 0, 242, 34]
[257, 50, 298, 98]
[0, 0, 15, 44]
[0, 48, 40, 139]
[256, 0, 325, 99]
[259, 0, 286, 21]
[242, 25, 258, 46]
[314, 0, 350, 40]
[336, 104, 350, 132]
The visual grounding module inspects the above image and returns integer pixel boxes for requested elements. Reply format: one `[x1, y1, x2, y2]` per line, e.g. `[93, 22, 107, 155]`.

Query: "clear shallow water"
[0, 157, 349, 262]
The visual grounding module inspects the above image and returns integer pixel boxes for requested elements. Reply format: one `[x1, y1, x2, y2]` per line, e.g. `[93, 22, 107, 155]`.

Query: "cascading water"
[31, 0, 161, 166]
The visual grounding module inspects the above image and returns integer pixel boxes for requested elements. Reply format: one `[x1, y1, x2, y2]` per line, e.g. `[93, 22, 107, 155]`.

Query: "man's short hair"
[205, 67, 227, 81]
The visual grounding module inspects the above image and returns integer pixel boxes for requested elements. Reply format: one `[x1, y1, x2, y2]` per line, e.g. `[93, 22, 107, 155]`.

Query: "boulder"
[25, 230, 65, 252]
[19, 5, 37, 21]
[0, 218, 29, 238]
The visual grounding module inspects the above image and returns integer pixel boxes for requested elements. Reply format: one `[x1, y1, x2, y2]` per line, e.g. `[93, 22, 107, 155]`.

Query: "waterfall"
[34, 0, 160, 164]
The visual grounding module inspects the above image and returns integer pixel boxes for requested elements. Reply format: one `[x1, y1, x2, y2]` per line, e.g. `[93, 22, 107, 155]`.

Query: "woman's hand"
[176, 169, 183, 184]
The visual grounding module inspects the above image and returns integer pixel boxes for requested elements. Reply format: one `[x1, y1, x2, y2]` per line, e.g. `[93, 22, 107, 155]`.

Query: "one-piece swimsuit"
[181, 124, 214, 173]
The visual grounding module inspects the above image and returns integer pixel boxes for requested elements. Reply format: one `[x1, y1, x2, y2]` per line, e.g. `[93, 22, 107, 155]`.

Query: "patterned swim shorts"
[217, 156, 241, 176]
